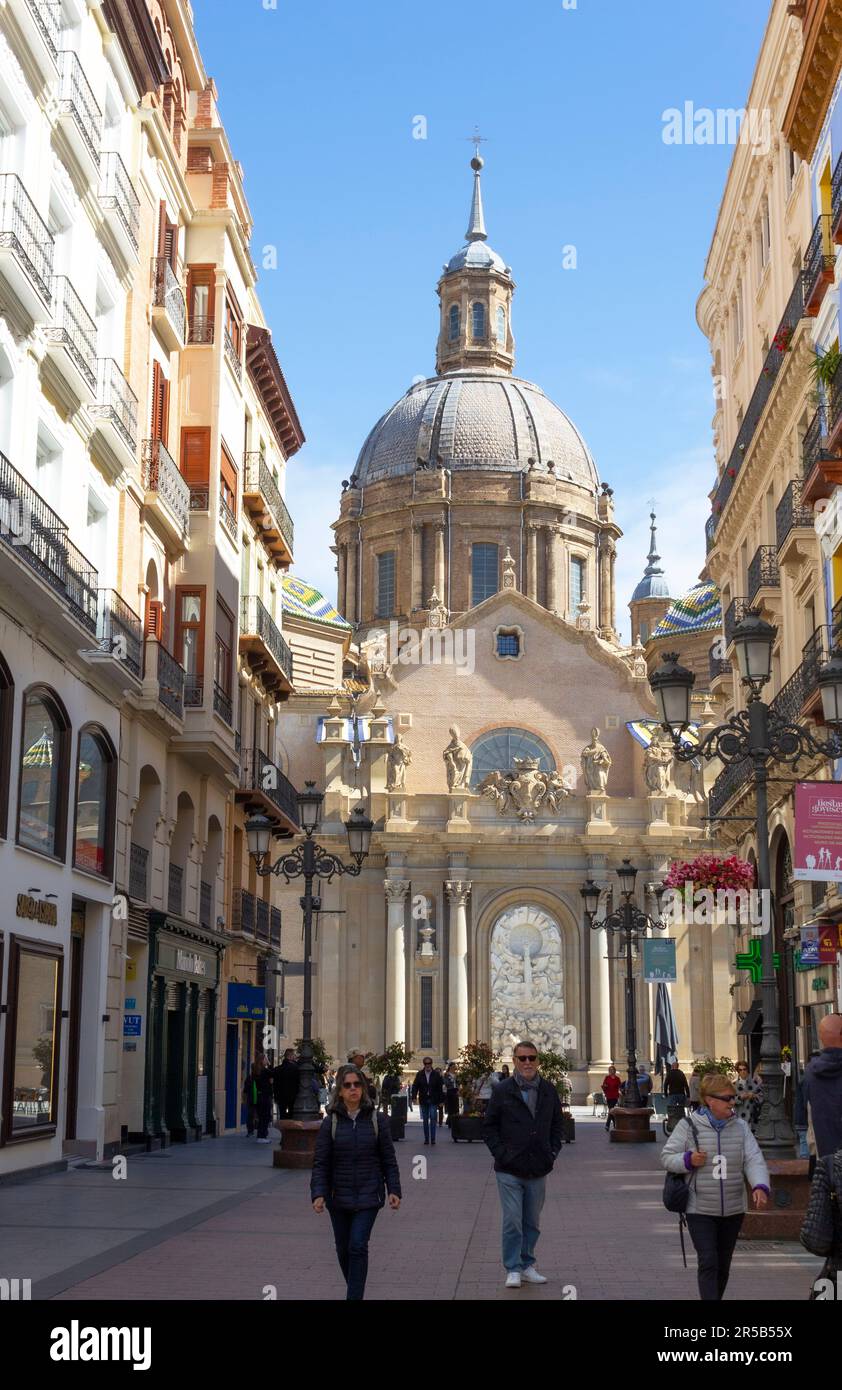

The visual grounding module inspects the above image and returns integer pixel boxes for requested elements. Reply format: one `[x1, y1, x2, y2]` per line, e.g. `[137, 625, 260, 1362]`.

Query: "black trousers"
[686, 1212, 744, 1300]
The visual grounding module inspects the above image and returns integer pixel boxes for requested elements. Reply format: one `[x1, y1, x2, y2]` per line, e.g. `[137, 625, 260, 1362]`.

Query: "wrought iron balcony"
[832, 147, 842, 243]
[243, 452, 294, 562]
[187, 314, 214, 345]
[232, 887, 256, 936]
[189, 485, 209, 511]
[213, 680, 233, 725]
[270, 906, 281, 950]
[99, 152, 140, 256]
[708, 649, 731, 685]
[45, 275, 97, 398]
[776, 478, 815, 552]
[219, 490, 238, 542]
[97, 589, 142, 677]
[747, 545, 780, 601]
[240, 594, 293, 692]
[806, 367, 842, 504]
[58, 51, 102, 171]
[64, 537, 98, 633]
[723, 597, 751, 647]
[184, 672, 203, 708]
[7, 0, 61, 79]
[224, 329, 242, 384]
[144, 637, 185, 719]
[151, 256, 186, 348]
[200, 879, 212, 929]
[237, 747, 300, 832]
[709, 756, 753, 820]
[256, 898, 270, 943]
[91, 358, 138, 458]
[705, 513, 717, 554]
[770, 660, 808, 725]
[129, 842, 148, 901]
[141, 438, 190, 544]
[803, 213, 834, 315]
[168, 861, 184, 916]
[0, 173, 54, 314]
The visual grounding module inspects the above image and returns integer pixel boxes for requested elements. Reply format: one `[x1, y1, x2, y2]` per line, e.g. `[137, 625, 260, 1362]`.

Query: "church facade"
[276, 160, 738, 1094]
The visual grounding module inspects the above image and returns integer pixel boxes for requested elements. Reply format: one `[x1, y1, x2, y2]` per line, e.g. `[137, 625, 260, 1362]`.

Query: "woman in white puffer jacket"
[661, 1071, 770, 1301]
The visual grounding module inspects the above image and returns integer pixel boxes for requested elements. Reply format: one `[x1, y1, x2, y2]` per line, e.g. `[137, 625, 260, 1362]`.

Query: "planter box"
[451, 1114, 484, 1143]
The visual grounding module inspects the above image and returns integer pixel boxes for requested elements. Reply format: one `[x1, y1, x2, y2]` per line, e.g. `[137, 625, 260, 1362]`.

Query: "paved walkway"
[0, 1111, 821, 1301]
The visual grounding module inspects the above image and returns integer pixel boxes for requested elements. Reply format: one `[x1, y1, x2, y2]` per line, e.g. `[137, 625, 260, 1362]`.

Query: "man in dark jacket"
[411, 1058, 445, 1145]
[802, 1014, 842, 1160]
[664, 1062, 690, 1098]
[483, 1040, 563, 1288]
[273, 1049, 299, 1120]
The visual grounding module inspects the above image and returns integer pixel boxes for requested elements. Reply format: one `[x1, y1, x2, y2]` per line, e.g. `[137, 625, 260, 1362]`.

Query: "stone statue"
[581, 727, 611, 793]
[361, 628, 397, 690]
[643, 730, 673, 794]
[386, 731, 412, 791]
[501, 547, 516, 590]
[443, 724, 472, 790]
[427, 587, 449, 629]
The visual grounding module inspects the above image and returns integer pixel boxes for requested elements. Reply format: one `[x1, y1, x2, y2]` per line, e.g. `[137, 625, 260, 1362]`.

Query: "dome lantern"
[436, 155, 515, 377]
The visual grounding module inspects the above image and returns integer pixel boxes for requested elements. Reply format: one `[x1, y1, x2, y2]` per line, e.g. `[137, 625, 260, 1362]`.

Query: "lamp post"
[246, 783, 372, 1151]
[648, 613, 842, 1157]
[581, 861, 666, 1134]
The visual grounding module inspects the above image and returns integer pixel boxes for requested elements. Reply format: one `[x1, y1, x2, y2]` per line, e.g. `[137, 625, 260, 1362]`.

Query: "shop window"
[17, 686, 70, 860]
[73, 727, 117, 877]
[4, 940, 64, 1140]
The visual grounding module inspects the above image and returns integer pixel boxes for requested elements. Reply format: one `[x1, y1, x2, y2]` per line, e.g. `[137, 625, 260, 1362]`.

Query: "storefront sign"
[819, 921, 842, 963]
[125, 997, 136, 1010]
[643, 938, 677, 983]
[123, 1015, 142, 1037]
[15, 893, 58, 926]
[794, 782, 842, 882]
[800, 925, 820, 967]
[156, 936, 218, 985]
[227, 983, 266, 1021]
[176, 949, 206, 977]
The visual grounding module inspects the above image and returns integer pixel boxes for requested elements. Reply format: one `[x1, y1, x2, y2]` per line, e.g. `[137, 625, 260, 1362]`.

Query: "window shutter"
[181, 428, 211, 485]
[220, 444, 238, 500]
[151, 364, 169, 444]
[145, 598, 163, 641]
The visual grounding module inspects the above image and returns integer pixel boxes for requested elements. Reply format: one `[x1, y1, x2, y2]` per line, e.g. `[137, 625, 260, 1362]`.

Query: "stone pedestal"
[446, 791, 472, 830]
[609, 1106, 655, 1143]
[740, 1159, 811, 1240]
[273, 1119, 322, 1169]
[585, 791, 613, 835]
[386, 792, 409, 824]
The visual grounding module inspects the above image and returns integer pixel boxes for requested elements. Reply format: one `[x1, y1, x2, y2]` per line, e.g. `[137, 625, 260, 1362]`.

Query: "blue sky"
[193, 0, 771, 638]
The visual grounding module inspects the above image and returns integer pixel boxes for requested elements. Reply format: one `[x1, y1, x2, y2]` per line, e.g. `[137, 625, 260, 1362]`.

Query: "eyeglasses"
[516, 1055, 538, 1063]
[342, 1080, 362, 1089]
[712, 1093, 736, 1103]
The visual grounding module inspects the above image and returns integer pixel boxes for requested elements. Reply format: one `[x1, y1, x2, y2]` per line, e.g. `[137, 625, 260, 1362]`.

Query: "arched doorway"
[489, 904, 564, 1055]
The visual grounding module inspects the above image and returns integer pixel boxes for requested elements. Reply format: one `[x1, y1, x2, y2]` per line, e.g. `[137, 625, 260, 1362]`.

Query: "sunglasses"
[712, 1094, 736, 1103]
[516, 1055, 538, 1063]
[342, 1080, 362, 1089]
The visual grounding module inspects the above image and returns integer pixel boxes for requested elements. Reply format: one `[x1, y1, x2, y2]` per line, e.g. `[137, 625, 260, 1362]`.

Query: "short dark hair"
[423, 1057, 433, 1065]
[513, 1040, 538, 1057]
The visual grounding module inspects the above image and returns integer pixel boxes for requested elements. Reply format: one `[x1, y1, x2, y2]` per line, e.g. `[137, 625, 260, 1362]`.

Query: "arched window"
[448, 304, 460, 341]
[469, 728, 555, 788]
[74, 727, 117, 877]
[17, 687, 70, 859]
[0, 652, 13, 838]
[472, 302, 485, 339]
[496, 306, 506, 343]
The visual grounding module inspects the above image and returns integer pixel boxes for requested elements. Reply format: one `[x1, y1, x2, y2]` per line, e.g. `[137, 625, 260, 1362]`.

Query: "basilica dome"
[351, 371, 600, 490]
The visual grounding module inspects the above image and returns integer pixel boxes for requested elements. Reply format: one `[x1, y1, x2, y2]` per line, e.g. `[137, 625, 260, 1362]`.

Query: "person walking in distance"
[483, 1040, 563, 1289]
[411, 1057, 445, 1145]
[443, 1062, 460, 1128]
[602, 1065, 622, 1132]
[273, 1048, 299, 1122]
[661, 1071, 770, 1301]
[311, 1064, 401, 1301]
[801, 1014, 842, 1166]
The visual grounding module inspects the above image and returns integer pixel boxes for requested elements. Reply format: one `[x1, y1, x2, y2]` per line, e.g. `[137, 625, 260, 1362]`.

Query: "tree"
[295, 1037, 330, 1070]
[367, 1041, 414, 1079]
[537, 1049, 571, 1100]
[456, 1040, 500, 1111]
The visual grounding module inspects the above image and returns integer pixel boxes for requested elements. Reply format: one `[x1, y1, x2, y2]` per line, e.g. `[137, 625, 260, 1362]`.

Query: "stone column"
[598, 538, 611, 633]
[384, 879, 410, 1044]
[336, 544, 347, 616]
[345, 537, 357, 623]
[446, 880, 471, 1053]
[546, 526, 560, 614]
[434, 520, 446, 599]
[526, 524, 538, 601]
[411, 524, 423, 609]
[609, 541, 617, 635]
[589, 899, 612, 1068]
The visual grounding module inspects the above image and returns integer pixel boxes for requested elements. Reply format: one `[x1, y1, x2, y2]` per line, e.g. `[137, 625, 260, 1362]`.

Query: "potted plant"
[452, 1041, 500, 1142]
[663, 853, 755, 926]
[697, 1055, 736, 1079]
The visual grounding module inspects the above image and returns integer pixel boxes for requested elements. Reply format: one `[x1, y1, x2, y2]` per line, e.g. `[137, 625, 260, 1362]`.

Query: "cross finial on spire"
[465, 126, 488, 162]
[464, 131, 488, 242]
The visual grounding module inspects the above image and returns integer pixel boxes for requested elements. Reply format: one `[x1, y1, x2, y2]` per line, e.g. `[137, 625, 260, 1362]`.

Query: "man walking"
[483, 1040, 563, 1288]
[411, 1057, 444, 1144]
[602, 1064, 622, 1132]
[801, 1013, 842, 1162]
[273, 1048, 299, 1121]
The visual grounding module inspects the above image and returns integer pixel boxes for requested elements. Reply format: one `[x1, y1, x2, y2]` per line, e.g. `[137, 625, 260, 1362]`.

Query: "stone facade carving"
[501, 546, 516, 590]
[490, 905, 564, 1054]
[386, 731, 412, 791]
[361, 628, 397, 690]
[643, 729, 673, 794]
[581, 727, 611, 792]
[443, 724, 472, 790]
[426, 587, 449, 628]
[477, 757, 571, 821]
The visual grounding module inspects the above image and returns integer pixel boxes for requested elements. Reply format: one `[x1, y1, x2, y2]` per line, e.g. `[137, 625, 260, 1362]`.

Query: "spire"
[630, 508, 670, 603]
[643, 511, 662, 578]
[466, 156, 487, 242]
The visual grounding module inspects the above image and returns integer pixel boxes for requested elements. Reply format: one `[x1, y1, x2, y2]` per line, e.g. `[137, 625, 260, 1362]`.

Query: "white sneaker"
[256, 1137, 270, 1144]
[521, 1266, 547, 1284]
[505, 1271, 522, 1289]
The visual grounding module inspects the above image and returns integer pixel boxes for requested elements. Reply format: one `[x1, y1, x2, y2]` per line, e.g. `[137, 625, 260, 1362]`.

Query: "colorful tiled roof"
[282, 575, 351, 631]
[652, 581, 721, 639]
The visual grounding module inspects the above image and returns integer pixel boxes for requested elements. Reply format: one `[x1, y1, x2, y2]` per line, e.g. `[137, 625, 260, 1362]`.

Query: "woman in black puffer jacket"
[801, 1147, 842, 1300]
[311, 1064, 401, 1300]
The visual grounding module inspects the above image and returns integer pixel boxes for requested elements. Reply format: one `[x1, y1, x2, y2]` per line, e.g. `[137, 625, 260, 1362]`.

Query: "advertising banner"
[643, 937, 677, 983]
[793, 782, 842, 882]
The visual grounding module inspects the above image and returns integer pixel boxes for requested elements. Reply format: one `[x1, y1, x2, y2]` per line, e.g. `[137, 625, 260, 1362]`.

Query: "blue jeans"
[328, 1206, 379, 1300]
[495, 1172, 546, 1272]
[420, 1102, 437, 1142]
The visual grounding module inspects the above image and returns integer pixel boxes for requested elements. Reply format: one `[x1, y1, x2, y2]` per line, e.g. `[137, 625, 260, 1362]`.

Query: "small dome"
[652, 581, 722, 638]
[445, 241, 509, 275]
[352, 372, 600, 489]
[631, 572, 671, 602]
[283, 575, 351, 631]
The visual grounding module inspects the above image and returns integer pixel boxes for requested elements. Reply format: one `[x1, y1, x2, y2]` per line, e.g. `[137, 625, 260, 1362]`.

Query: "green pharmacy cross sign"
[734, 938, 780, 984]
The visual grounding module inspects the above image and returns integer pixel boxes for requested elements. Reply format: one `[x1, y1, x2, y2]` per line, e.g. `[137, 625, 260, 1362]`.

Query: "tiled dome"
[652, 580, 721, 638]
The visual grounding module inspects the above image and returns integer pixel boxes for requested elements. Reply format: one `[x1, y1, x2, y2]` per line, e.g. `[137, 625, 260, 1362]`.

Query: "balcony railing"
[708, 649, 731, 685]
[145, 639, 185, 718]
[256, 898, 270, 943]
[187, 315, 214, 345]
[219, 491, 238, 541]
[45, 276, 97, 394]
[25, 0, 62, 60]
[239, 747, 300, 827]
[243, 451, 294, 556]
[709, 757, 753, 820]
[92, 358, 138, 454]
[232, 887, 256, 936]
[270, 906, 281, 950]
[200, 879, 212, 929]
[99, 152, 140, 252]
[832, 148, 842, 243]
[240, 595, 293, 685]
[97, 589, 142, 677]
[129, 842, 148, 901]
[168, 862, 183, 916]
[0, 173, 54, 305]
[189, 486, 209, 511]
[224, 329, 242, 383]
[770, 660, 808, 726]
[141, 438, 191, 538]
[64, 537, 98, 633]
[184, 672, 203, 708]
[708, 272, 806, 534]
[803, 213, 834, 314]
[213, 680, 232, 725]
[747, 545, 780, 601]
[58, 51, 102, 167]
[723, 597, 751, 647]
[151, 256, 186, 342]
[776, 478, 814, 550]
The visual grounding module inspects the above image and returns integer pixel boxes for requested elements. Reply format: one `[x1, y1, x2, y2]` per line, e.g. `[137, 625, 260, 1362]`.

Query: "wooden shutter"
[180, 428, 211, 485]
[145, 598, 163, 641]
[220, 442, 238, 507]
[150, 363, 169, 444]
[187, 266, 215, 326]
[157, 202, 178, 270]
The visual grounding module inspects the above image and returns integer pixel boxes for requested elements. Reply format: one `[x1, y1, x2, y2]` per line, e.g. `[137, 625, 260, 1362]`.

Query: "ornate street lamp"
[245, 783, 373, 1153]
[581, 865, 666, 1132]
[648, 612, 842, 1157]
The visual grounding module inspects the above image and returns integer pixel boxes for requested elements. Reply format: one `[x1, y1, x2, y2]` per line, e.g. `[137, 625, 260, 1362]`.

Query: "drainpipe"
[519, 470, 525, 593]
[445, 468, 452, 613]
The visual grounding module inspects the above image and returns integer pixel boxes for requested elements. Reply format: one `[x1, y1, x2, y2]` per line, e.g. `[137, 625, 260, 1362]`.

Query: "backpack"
[331, 1110, 378, 1140]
